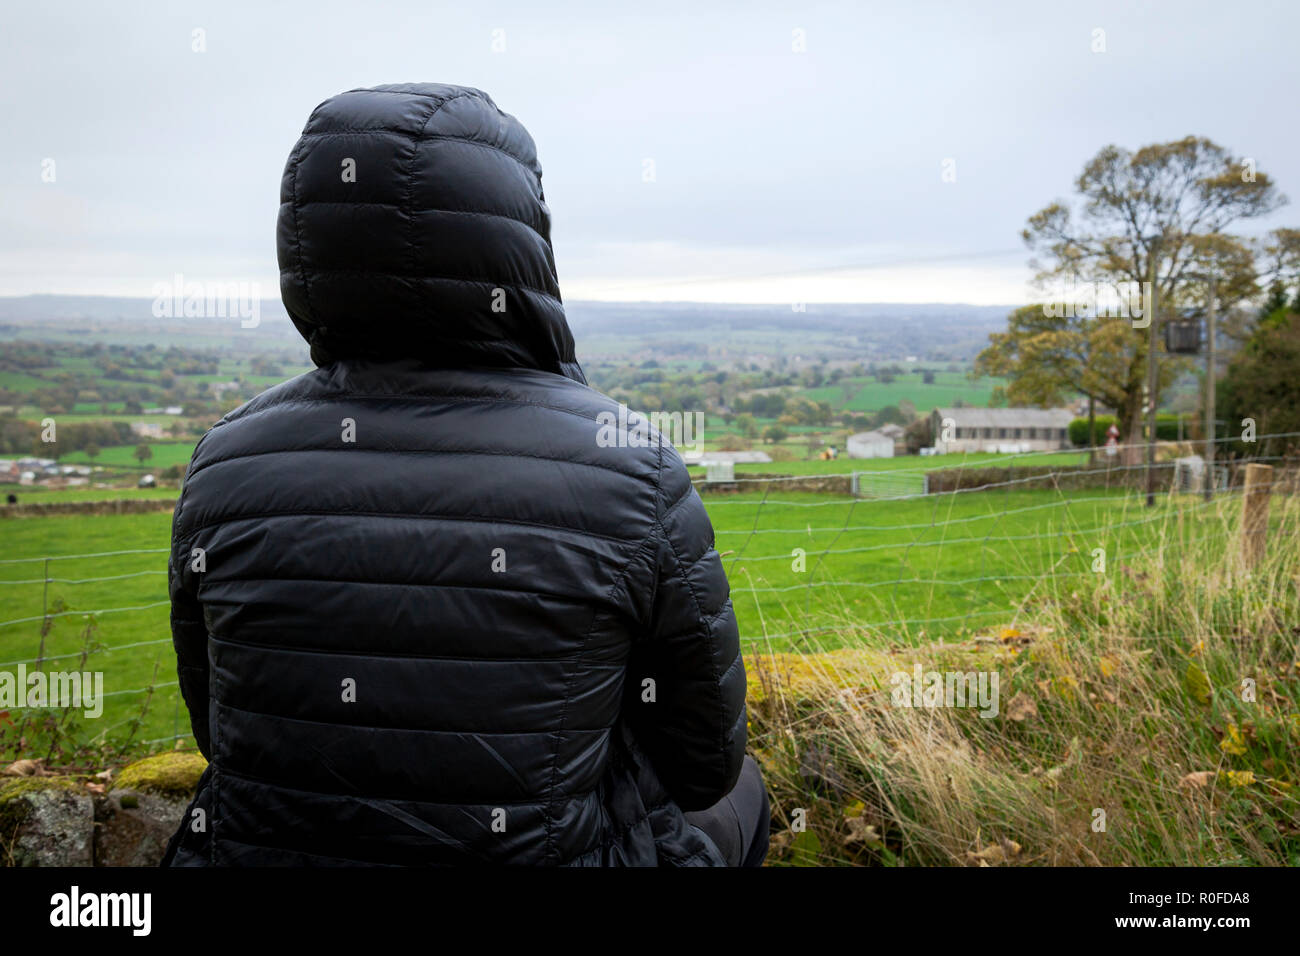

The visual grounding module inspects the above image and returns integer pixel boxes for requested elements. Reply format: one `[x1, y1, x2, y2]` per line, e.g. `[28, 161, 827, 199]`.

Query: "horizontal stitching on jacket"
[192, 393, 639, 463]
[297, 128, 535, 179]
[214, 699, 615, 736]
[203, 573, 620, 604]
[217, 762, 599, 809]
[338, 87, 471, 101]
[187, 444, 639, 489]
[209, 633, 623, 665]
[302, 268, 562, 305]
[292, 197, 540, 228]
[215, 391, 614, 439]
[190, 444, 633, 480]
[177, 507, 643, 547]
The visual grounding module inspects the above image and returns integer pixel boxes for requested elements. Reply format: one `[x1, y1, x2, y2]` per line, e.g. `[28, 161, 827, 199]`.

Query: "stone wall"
[925, 461, 1300, 495]
[0, 497, 178, 519]
[693, 472, 853, 495]
[1, 751, 205, 866]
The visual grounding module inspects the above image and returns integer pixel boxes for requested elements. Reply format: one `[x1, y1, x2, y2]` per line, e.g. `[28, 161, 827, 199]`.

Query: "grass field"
[796, 371, 1003, 412]
[3, 474, 1296, 868]
[0, 485, 178, 503]
[14, 406, 179, 425]
[750, 494, 1300, 865]
[59, 441, 196, 469]
[0, 510, 183, 755]
[0, 478, 1252, 757]
[712, 485, 1239, 650]
[729, 450, 1089, 475]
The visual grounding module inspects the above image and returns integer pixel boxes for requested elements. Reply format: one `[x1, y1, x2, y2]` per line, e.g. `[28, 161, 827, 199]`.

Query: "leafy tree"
[990, 136, 1286, 454]
[1256, 227, 1300, 319]
[903, 418, 931, 454]
[1219, 307, 1300, 456]
[976, 303, 1176, 456]
[871, 405, 905, 427]
[763, 425, 788, 444]
[134, 444, 153, 465]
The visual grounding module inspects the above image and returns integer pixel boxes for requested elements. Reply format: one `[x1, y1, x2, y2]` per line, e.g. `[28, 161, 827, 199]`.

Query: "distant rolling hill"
[0, 295, 1016, 363]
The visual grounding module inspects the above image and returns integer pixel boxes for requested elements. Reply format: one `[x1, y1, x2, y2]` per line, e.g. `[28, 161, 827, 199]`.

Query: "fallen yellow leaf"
[1220, 723, 1248, 756]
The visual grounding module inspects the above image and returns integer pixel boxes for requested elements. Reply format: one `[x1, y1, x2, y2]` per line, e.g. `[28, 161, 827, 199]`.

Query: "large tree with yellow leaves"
[978, 137, 1287, 455]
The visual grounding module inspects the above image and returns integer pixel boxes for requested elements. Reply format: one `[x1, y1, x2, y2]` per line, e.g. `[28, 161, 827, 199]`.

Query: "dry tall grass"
[746, 487, 1300, 866]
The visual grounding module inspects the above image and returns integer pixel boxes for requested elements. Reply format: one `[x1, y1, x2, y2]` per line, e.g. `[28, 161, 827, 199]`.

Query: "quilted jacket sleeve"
[169, 468, 211, 759]
[626, 450, 748, 811]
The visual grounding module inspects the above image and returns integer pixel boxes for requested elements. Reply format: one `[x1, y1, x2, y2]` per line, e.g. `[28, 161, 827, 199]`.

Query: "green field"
[0, 478, 1241, 757]
[15, 406, 177, 425]
[0, 511, 183, 754]
[0, 371, 58, 391]
[60, 441, 196, 469]
[1, 485, 178, 503]
[712, 486, 1228, 649]
[797, 371, 1003, 412]
[727, 449, 1089, 475]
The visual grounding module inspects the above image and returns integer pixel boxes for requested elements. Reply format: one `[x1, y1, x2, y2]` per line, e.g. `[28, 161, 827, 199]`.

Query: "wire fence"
[0, 434, 1295, 753]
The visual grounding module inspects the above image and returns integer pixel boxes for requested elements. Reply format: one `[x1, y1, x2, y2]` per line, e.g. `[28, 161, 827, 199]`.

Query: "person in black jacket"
[162, 83, 768, 866]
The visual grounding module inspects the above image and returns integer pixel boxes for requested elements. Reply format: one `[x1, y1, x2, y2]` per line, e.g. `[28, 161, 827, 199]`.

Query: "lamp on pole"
[1158, 267, 1219, 499]
[1178, 271, 1219, 500]
[1145, 237, 1161, 507]
[1203, 274, 1217, 501]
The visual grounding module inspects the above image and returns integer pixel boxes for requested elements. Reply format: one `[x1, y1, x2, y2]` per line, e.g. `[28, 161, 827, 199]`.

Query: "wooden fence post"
[1240, 463, 1273, 569]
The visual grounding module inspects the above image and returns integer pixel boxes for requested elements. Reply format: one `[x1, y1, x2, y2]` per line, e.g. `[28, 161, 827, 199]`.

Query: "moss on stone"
[114, 751, 207, 797]
[0, 776, 82, 801]
[0, 776, 84, 841]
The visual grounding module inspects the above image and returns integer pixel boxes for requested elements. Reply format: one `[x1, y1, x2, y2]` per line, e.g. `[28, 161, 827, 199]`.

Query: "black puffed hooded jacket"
[163, 84, 748, 866]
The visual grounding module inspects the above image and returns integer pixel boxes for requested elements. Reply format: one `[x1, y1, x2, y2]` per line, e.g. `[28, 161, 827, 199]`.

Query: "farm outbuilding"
[929, 407, 1074, 454]
[847, 430, 895, 459]
[681, 450, 773, 466]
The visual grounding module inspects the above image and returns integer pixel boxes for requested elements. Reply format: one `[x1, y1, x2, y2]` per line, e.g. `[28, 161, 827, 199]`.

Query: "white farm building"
[929, 407, 1074, 454]
[846, 430, 895, 459]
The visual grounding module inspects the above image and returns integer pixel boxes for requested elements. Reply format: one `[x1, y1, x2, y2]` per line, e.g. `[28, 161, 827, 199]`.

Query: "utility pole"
[1145, 238, 1160, 507]
[1204, 274, 1217, 501]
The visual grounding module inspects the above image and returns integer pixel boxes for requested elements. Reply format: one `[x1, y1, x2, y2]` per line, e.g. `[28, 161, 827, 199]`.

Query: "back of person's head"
[277, 83, 584, 383]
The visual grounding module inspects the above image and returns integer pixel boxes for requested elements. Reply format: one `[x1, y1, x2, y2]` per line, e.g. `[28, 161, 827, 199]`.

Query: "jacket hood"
[276, 83, 585, 384]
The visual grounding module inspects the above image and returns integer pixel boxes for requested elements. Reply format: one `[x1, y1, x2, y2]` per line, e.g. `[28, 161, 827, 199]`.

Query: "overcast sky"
[1, 0, 1296, 305]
